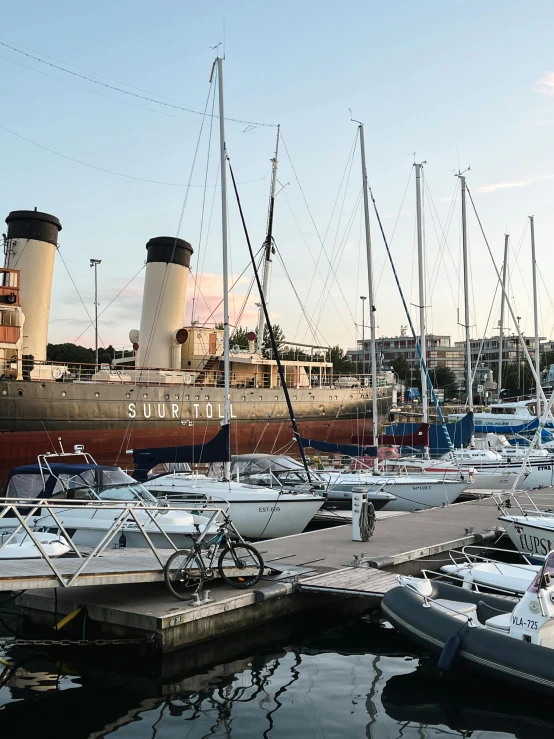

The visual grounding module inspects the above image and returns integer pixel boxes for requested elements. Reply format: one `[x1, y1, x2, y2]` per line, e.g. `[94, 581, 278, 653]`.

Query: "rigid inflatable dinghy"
[382, 551, 554, 697]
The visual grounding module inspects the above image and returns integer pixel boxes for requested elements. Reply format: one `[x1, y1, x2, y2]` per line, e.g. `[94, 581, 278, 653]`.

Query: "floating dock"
[14, 494, 514, 652]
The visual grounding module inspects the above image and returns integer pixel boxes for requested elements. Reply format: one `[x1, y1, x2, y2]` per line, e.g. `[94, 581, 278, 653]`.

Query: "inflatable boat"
[382, 552, 554, 697]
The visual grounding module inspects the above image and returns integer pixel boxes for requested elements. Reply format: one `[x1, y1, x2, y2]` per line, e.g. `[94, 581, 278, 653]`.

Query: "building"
[347, 330, 465, 383]
[453, 335, 546, 369]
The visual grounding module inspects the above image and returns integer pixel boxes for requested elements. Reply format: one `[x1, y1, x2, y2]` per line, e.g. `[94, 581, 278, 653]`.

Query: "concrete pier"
[15, 495, 512, 653]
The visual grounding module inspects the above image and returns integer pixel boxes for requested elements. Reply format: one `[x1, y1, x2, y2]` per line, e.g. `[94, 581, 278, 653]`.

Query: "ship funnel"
[137, 236, 193, 368]
[4, 209, 62, 361]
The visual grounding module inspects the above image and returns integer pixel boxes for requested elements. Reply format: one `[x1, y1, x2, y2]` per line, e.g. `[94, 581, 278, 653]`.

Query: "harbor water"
[1, 606, 552, 738]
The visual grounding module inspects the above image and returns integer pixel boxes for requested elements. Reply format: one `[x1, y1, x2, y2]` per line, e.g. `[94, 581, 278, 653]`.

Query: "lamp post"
[360, 296, 367, 376]
[90, 259, 102, 368]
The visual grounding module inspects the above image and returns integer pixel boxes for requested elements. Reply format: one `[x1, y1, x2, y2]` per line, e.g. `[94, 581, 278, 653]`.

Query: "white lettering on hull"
[127, 401, 233, 422]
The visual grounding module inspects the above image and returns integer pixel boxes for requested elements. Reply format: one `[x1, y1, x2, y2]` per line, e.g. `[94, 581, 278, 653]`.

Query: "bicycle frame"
[190, 512, 249, 575]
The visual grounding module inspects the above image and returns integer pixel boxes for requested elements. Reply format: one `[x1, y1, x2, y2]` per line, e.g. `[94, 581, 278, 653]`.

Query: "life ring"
[183, 373, 193, 385]
[51, 366, 64, 380]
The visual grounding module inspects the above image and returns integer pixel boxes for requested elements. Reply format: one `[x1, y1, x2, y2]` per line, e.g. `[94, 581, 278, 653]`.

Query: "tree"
[259, 324, 285, 358]
[47, 343, 115, 365]
[430, 366, 459, 399]
[389, 356, 410, 383]
[230, 326, 251, 349]
[329, 345, 353, 374]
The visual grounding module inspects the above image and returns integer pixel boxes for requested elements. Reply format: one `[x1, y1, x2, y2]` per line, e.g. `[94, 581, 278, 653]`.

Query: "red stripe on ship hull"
[0, 417, 374, 482]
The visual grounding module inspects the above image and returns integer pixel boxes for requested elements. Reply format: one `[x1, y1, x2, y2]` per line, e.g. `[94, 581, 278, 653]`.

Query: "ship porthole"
[164, 394, 170, 400]
[185, 394, 189, 400]
[1, 389, 7, 396]
[143, 393, 148, 399]
[95, 392, 100, 398]
[175, 394, 180, 400]
[61, 391, 67, 397]
[126, 392, 131, 398]
[17, 390, 23, 396]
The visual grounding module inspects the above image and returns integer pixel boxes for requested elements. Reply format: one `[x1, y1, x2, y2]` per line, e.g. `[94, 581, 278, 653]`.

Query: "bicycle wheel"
[165, 549, 204, 600]
[217, 543, 264, 589]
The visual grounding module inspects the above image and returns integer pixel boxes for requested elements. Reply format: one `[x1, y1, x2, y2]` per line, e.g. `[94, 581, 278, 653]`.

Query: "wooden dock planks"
[299, 567, 398, 598]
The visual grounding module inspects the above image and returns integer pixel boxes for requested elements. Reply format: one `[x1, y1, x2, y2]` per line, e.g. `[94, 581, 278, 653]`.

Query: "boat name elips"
[127, 402, 237, 421]
[513, 526, 554, 558]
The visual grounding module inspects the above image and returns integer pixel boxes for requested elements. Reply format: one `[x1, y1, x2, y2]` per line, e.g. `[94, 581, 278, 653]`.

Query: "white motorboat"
[449, 399, 549, 431]
[144, 472, 325, 539]
[474, 432, 552, 461]
[0, 530, 71, 559]
[438, 447, 554, 489]
[312, 468, 466, 510]
[3, 455, 216, 550]
[441, 559, 539, 595]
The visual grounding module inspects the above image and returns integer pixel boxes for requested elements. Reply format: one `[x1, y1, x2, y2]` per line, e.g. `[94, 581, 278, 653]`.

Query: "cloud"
[534, 71, 554, 97]
[48, 271, 268, 346]
[475, 174, 554, 194]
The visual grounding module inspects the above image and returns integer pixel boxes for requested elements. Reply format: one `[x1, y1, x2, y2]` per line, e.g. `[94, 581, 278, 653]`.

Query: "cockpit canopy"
[3, 463, 153, 502]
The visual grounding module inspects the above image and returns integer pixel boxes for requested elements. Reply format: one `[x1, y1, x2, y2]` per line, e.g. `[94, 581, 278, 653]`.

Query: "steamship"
[0, 209, 396, 475]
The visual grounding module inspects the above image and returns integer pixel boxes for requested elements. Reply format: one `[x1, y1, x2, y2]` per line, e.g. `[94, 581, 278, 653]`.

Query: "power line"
[0, 40, 276, 128]
[0, 123, 269, 188]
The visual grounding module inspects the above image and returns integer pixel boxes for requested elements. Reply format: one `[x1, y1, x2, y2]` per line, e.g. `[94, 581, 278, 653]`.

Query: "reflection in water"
[0, 613, 546, 738]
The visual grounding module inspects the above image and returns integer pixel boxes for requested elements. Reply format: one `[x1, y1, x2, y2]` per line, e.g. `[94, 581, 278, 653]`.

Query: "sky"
[2, 1, 554, 355]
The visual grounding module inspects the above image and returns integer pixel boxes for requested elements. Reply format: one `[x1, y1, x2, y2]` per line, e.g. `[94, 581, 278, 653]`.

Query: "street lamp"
[90, 259, 102, 368]
[360, 296, 367, 376]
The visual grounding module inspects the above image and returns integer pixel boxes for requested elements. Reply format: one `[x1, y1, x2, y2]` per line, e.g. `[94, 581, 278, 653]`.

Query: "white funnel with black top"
[136, 236, 193, 369]
[4, 209, 62, 361]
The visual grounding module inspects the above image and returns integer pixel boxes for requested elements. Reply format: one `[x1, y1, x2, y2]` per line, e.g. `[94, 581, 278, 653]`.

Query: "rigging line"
[369, 187, 457, 460]
[192, 81, 217, 323]
[274, 246, 328, 348]
[424, 179, 459, 307]
[310, 138, 360, 334]
[280, 133, 356, 325]
[196, 246, 265, 327]
[73, 264, 145, 344]
[139, 81, 213, 372]
[281, 190, 355, 338]
[375, 166, 413, 294]
[0, 52, 205, 126]
[0, 124, 269, 188]
[56, 246, 105, 348]
[0, 40, 276, 127]
[0, 36, 206, 105]
[311, 188, 364, 337]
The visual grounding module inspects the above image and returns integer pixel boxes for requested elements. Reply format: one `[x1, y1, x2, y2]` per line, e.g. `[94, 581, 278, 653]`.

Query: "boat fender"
[437, 634, 461, 672]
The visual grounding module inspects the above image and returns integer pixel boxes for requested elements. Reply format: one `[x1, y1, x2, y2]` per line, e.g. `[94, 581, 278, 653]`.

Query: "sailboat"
[133, 58, 324, 539]
[300, 138, 467, 510]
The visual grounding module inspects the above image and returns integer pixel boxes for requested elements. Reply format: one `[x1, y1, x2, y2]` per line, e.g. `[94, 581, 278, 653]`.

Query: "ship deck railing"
[8, 357, 394, 390]
[0, 496, 228, 590]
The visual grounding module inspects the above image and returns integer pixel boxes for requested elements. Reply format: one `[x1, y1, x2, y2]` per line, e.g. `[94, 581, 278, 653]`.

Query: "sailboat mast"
[415, 162, 428, 424]
[256, 125, 280, 354]
[530, 215, 541, 423]
[460, 175, 474, 442]
[498, 234, 508, 398]
[358, 124, 379, 470]
[216, 57, 231, 475]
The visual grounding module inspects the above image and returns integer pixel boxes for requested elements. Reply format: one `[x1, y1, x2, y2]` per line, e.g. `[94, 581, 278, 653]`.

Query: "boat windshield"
[97, 484, 158, 504]
[528, 551, 554, 593]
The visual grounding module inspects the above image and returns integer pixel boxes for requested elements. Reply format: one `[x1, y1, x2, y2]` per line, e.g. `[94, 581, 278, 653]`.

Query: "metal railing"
[0, 357, 396, 391]
[0, 496, 228, 589]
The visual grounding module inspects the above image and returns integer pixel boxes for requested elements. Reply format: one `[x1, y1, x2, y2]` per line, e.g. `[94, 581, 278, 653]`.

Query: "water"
[1, 609, 553, 738]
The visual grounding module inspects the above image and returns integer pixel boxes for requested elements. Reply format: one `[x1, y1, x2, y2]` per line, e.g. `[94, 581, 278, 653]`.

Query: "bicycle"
[164, 510, 265, 600]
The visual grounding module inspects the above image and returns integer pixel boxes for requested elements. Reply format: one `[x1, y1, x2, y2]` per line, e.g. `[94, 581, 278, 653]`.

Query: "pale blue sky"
[2, 1, 554, 352]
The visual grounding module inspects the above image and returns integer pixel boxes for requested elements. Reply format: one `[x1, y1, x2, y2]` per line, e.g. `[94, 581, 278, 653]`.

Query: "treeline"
[47, 343, 116, 365]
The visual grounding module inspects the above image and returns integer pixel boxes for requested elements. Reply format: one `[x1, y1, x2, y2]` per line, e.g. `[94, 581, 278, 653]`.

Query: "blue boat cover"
[384, 412, 474, 457]
[300, 438, 377, 457]
[132, 423, 231, 482]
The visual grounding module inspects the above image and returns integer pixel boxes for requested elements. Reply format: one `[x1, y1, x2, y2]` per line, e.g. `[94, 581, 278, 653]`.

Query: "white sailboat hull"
[499, 514, 554, 562]
[145, 476, 324, 539]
